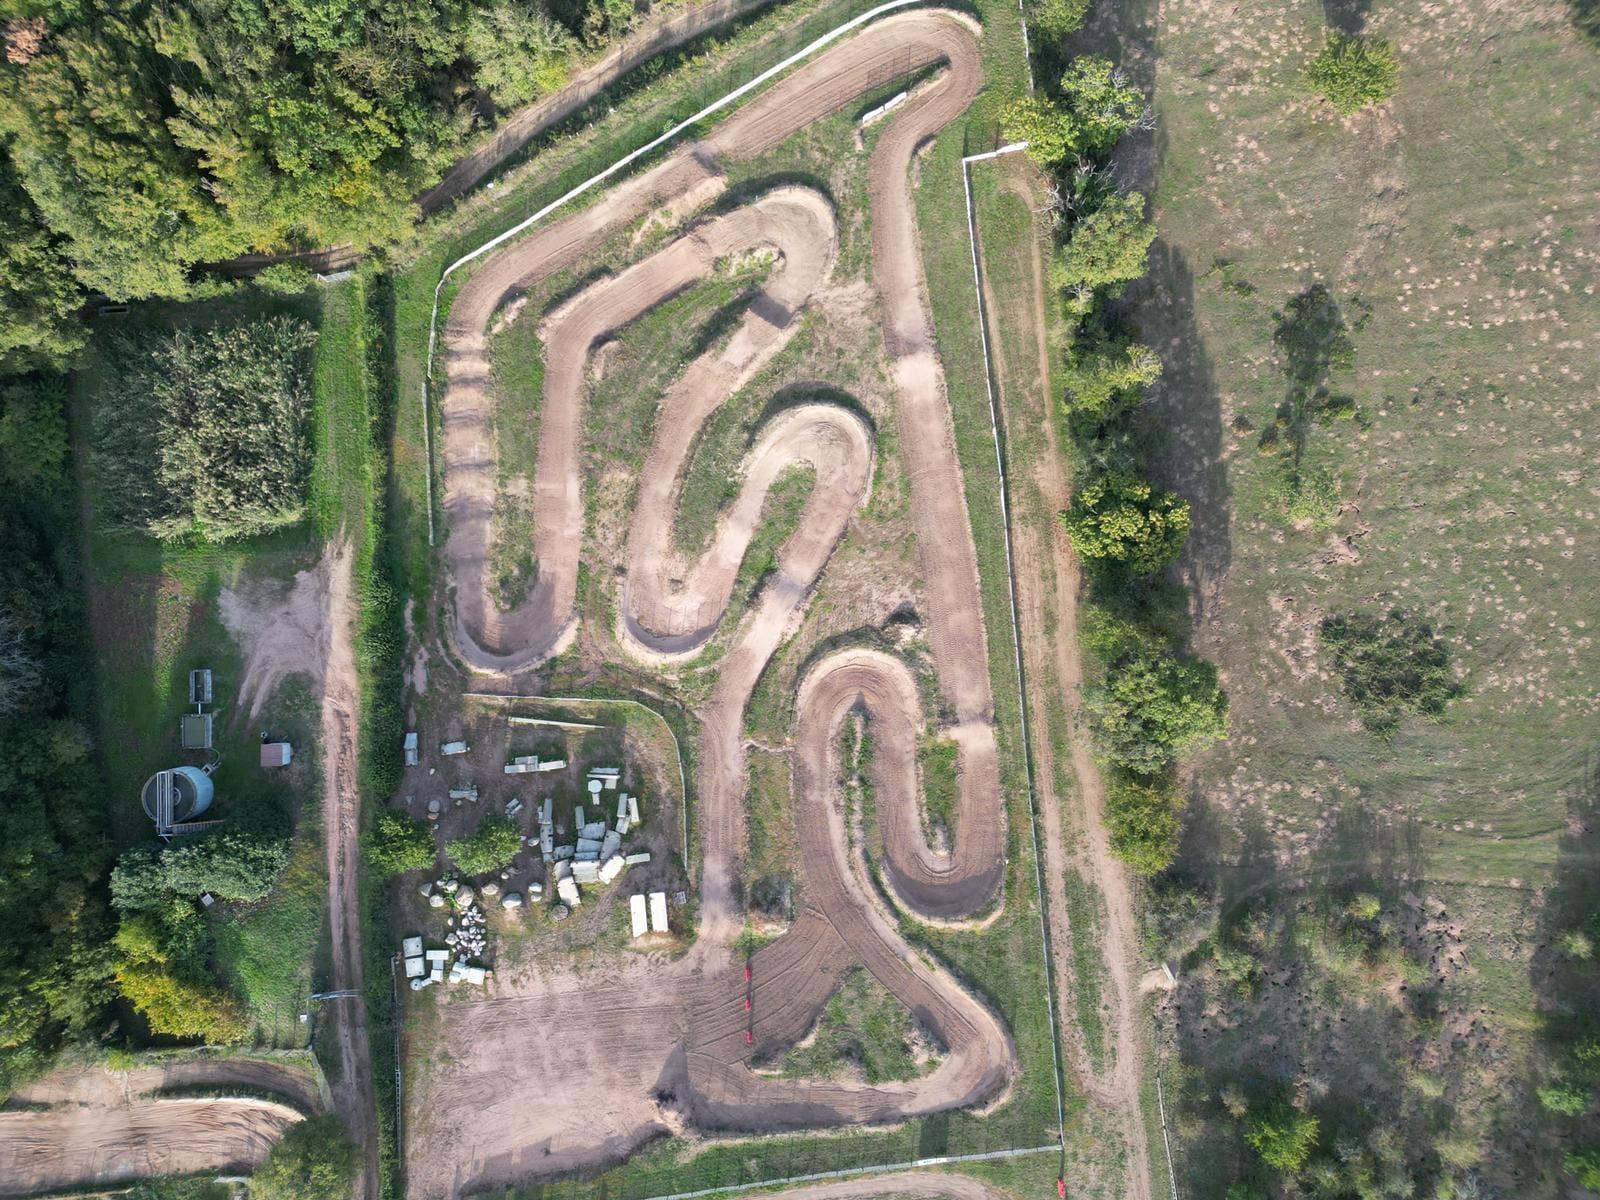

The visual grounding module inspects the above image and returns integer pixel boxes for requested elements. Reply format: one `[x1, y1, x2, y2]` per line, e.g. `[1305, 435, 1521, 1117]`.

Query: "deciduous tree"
[1062, 470, 1191, 576]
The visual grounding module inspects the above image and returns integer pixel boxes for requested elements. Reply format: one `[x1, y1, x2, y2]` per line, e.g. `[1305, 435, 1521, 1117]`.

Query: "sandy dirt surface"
[0, 1058, 320, 1197]
[977, 160, 1150, 1195]
[315, 539, 381, 1199]
[220, 552, 337, 719]
[411, 11, 1021, 1196]
[225, 537, 378, 1196]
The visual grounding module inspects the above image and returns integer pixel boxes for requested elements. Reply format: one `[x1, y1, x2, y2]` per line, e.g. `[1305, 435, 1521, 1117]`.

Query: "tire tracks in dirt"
[317, 538, 381, 1199]
[0, 1059, 321, 1197]
[416, 9, 1020, 1188]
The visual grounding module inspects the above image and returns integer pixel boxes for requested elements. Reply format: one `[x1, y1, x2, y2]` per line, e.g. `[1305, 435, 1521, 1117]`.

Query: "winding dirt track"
[0, 1059, 319, 1197]
[421, 10, 1021, 1189]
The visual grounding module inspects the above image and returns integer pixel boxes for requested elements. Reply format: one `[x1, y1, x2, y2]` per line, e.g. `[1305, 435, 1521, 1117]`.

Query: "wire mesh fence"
[486, 1111, 1060, 1200]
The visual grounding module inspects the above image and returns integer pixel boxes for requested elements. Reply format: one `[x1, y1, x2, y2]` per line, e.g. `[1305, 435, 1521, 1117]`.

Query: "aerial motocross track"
[422, 8, 1020, 1192]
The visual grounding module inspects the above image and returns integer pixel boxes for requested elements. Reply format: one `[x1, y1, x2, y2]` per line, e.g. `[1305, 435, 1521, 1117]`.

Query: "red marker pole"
[1056, 1179, 1065, 1199]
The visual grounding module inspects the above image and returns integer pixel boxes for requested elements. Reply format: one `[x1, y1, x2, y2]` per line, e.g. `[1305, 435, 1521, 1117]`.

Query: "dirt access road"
[0, 1058, 319, 1196]
[973, 158, 1152, 1196]
[315, 540, 381, 1199]
[411, 10, 1023, 1195]
[221, 538, 381, 1197]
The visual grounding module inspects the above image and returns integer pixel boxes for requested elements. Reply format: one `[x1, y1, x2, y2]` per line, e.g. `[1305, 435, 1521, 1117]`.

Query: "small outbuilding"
[260, 742, 293, 768]
[180, 711, 214, 750]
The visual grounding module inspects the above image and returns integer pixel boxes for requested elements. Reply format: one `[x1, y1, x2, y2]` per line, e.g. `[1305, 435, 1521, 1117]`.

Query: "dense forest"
[0, 377, 115, 1092]
[0, 0, 644, 361]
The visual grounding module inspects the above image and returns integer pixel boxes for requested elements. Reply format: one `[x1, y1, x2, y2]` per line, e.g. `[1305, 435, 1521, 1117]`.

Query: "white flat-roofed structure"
[629, 894, 649, 939]
[648, 891, 669, 933]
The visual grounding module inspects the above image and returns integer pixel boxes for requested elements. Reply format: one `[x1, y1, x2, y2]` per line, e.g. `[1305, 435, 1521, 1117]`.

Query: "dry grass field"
[1102, 0, 1600, 1192]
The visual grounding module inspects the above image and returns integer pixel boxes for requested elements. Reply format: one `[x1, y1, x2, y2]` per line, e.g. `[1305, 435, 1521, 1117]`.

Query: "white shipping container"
[648, 891, 669, 933]
[629, 893, 649, 939]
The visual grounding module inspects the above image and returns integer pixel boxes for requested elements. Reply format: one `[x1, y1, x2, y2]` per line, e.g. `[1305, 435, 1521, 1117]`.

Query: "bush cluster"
[365, 809, 437, 876]
[108, 831, 289, 1041]
[1318, 608, 1463, 735]
[1004, 42, 1226, 876]
[1307, 34, 1399, 114]
[446, 813, 523, 877]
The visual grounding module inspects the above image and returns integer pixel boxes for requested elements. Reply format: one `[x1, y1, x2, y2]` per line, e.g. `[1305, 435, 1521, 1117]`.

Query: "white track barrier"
[419, 0, 940, 545]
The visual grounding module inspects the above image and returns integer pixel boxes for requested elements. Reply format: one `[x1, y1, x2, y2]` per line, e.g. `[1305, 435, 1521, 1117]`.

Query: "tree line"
[0, 0, 649, 365]
[1002, 25, 1226, 878]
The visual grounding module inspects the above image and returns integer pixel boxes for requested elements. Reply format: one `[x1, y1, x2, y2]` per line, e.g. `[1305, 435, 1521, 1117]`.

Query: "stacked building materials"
[448, 784, 479, 803]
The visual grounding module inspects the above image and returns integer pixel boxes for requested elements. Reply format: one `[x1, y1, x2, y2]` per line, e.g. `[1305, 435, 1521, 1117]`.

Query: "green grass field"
[1120, 0, 1600, 1189]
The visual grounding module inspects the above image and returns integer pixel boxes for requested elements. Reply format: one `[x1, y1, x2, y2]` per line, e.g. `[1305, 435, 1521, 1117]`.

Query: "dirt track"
[417, 10, 1019, 1193]
[316, 539, 381, 1199]
[0, 1058, 319, 1197]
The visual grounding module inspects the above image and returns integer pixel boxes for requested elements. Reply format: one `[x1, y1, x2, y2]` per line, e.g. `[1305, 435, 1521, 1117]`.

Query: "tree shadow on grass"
[1321, 0, 1373, 36]
[1126, 241, 1232, 623]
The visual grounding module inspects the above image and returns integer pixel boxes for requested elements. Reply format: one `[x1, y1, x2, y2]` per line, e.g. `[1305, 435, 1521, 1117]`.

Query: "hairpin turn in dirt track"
[410, 11, 1030, 1196]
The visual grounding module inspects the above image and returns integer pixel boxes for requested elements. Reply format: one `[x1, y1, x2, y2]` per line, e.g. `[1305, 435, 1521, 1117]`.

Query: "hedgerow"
[1020, 30, 1227, 877]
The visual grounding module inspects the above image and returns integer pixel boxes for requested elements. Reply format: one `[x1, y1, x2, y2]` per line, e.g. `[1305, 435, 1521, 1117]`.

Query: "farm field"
[1110, 0, 1600, 1192]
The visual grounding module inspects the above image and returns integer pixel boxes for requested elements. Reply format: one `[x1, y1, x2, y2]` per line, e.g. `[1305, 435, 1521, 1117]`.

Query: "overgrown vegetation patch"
[1319, 608, 1464, 735]
[95, 318, 318, 542]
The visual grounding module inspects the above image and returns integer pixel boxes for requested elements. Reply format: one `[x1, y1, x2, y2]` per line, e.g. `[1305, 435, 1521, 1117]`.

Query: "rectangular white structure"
[402, 936, 423, 958]
[404, 956, 426, 979]
[598, 855, 624, 884]
[648, 891, 669, 933]
[629, 894, 649, 938]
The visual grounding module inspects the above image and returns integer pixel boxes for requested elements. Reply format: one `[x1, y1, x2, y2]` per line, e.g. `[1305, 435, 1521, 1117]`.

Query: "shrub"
[249, 1114, 359, 1199]
[112, 833, 291, 909]
[1567, 1147, 1600, 1190]
[1307, 34, 1398, 114]
[446, 813, 523, 877]
[112, 915, 246, 1043]
[1052, 192, 1157, 314]
[1027, 0, 1092, 38]
[1086, 644, 1228, 775]
[1245, 1103, 1320, 1173]
[1104, 774, 1183, 875]
[94, 318, 318, 542]
[253, 263, 315, 295]
[1318, 609, 1463, 735]
[364, 809, 437, 876]
[1063, 471, 1191, 576]
[126, 1178, 230, 1199]
[162, 833, 291, 901]
[1539, 1082, 1591, 1116]
[1055, 57, 1146, 154]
